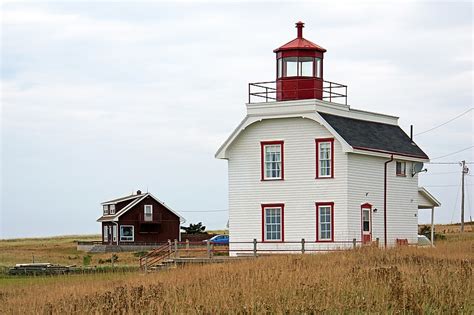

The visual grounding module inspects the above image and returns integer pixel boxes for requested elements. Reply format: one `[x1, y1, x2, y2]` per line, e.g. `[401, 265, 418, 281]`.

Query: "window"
[144, 205, 153, 222]
[282, 57, 298, 77]
[109, 204, 116, 215]
[299, 57, 314, 77]
[262, 204, 284, 242]
[315, 58, 321, 78]
[112, 225, 117, 242]
[362, 208, 370, 232]
[277, 57, 322, 78]
[316, 202, 334, 242]
[261, 141, 284, 180]
[277, 58, 283, 78]
[103, 205, 109, 215]
[120, 225, 134, 242]
[316, 138, 334, 178]
[103, 226, 108, 241]
[396, 161, 406, 176]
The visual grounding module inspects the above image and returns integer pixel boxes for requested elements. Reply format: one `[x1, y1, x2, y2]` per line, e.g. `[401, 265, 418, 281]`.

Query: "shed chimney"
[136, 190, 142, 195]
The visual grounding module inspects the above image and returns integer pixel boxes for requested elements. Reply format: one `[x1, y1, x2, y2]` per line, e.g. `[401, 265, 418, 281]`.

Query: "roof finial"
[296, 21, 304, 38]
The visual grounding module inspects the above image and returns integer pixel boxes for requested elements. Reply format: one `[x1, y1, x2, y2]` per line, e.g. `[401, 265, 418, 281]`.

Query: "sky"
[1, 1, 473, 238]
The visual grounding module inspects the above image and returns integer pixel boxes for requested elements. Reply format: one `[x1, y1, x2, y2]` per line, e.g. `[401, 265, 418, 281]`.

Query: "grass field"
[0, 227, 473, 313]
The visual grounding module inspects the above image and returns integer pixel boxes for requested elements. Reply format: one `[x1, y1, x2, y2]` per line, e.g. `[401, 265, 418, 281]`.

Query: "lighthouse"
[249, 22, 346, 104]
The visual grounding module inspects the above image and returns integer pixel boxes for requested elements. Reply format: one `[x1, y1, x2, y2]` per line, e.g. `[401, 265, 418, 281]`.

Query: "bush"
[419, 225, 447, 241]
[82, 255, 92, 266]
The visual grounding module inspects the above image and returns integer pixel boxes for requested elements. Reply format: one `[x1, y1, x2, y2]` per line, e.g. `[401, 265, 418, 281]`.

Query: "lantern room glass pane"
[315, 58, 321, 78]
[282, 57, 298, 77]
[277, 58, 283, 78]
[299, 57, 313, 77]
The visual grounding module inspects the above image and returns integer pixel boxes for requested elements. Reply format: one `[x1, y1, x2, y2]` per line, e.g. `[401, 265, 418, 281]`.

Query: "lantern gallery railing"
[248, 79, 347, 105]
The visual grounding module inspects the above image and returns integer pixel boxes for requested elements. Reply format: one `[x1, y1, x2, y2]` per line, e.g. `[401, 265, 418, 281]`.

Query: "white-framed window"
[396, 161, 406, 176]
[109, 204, 116, 215]
[103, 205, 109, 215]
[262, 205, 284, 241]
[316, 139, 334, 178]
[261, 141, 284, 180]
[112, 225, 117, 242]
[316, 203, 334, 242]
[362, 208, 370, 233]
[120, 225, 134, 242]
[144, 205, 153, 222]
[103, 226, 108, 242]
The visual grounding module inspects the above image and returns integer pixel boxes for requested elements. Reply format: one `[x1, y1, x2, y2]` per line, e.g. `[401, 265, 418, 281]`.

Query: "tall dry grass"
[1, 238, 473, 314]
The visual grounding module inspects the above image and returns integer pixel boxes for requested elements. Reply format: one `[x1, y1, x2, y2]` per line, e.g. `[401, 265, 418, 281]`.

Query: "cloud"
[1, 1, 472, 237]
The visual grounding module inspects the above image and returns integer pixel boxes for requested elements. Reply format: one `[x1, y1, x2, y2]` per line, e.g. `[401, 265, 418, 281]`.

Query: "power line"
[415, 107, 473, 136]
[430, 146, 474, 161]
[450, 181, 462, 223]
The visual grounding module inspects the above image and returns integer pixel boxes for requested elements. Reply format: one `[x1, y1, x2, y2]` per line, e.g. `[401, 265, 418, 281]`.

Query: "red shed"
[97, 190, 185, 245]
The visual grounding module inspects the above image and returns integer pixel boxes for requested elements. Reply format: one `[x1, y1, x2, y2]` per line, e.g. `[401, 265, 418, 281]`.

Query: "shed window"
[112, 225, 117, 242]
[120, 225, 134, 242]
[396, 161, 406, 176]
[103, 226, 108, 241]
[144, 205, 153, 221]
[262, 204, 284, 242]
[109, 204, 116, 215]
[261, 141, 284, 180]
[103, 205, 109, 215]
[316, 138, 334, 178]
[316, 203, 334, 242]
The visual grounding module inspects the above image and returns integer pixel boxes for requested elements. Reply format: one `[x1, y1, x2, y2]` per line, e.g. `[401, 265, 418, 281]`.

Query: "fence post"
[174, 239, 178, 259]
[144, 256, 148, 273]
[376, 238, 380, 248]
[206, 240, 211, 259]
[186, 239, 190, 250]
[253, 238, 257, 257]
[168, 239, 172, 253]
[301, 238, 305, 254]
[352, 238, 357, 249]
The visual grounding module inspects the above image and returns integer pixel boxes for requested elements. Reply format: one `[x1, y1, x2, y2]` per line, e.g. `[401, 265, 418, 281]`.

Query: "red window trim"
[261, 203, 285, 243]
[396, 161, 407, 177]
[315, 202, 334, 242]
[261, 141, 284, 181]
[360, 203, 373, 242]
[315, 138, 334, 179]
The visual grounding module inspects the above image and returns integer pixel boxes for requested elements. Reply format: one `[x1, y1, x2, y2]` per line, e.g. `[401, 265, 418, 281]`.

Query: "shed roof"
[319, 112, 429, 159]
[97, 192, 185, 223]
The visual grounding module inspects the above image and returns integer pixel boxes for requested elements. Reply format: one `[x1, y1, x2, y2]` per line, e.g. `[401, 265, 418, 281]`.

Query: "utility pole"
[460, 160, 469, 232]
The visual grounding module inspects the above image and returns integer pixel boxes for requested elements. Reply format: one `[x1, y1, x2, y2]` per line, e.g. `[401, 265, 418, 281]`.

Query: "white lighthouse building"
[216, 22, 440, 254]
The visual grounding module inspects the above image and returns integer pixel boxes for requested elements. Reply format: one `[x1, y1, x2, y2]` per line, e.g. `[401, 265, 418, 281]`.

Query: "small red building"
[97, 190, 185, 245]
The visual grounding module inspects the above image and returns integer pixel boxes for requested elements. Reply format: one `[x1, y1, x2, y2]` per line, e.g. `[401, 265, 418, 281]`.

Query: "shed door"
[361, 207, 372, 244]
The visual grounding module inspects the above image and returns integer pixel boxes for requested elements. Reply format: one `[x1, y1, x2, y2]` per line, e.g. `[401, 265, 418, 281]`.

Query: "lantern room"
[248, 22, 347, 104]
[274, 21, 326, 101]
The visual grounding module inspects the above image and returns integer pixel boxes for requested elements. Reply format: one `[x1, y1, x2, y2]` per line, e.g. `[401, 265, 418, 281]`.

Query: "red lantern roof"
[273, 21, 326, 53]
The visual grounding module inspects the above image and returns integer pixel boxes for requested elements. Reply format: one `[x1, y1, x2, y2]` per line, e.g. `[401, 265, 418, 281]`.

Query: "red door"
[361, 205, 372, 244]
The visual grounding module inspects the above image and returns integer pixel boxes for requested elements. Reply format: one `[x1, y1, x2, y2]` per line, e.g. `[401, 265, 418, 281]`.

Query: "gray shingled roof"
[319, 112, 429, 159]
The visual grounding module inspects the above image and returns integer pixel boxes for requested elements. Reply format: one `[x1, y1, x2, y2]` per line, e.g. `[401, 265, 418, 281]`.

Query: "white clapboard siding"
[347, 154, 419, 246]
[227, 117, 351, 254]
